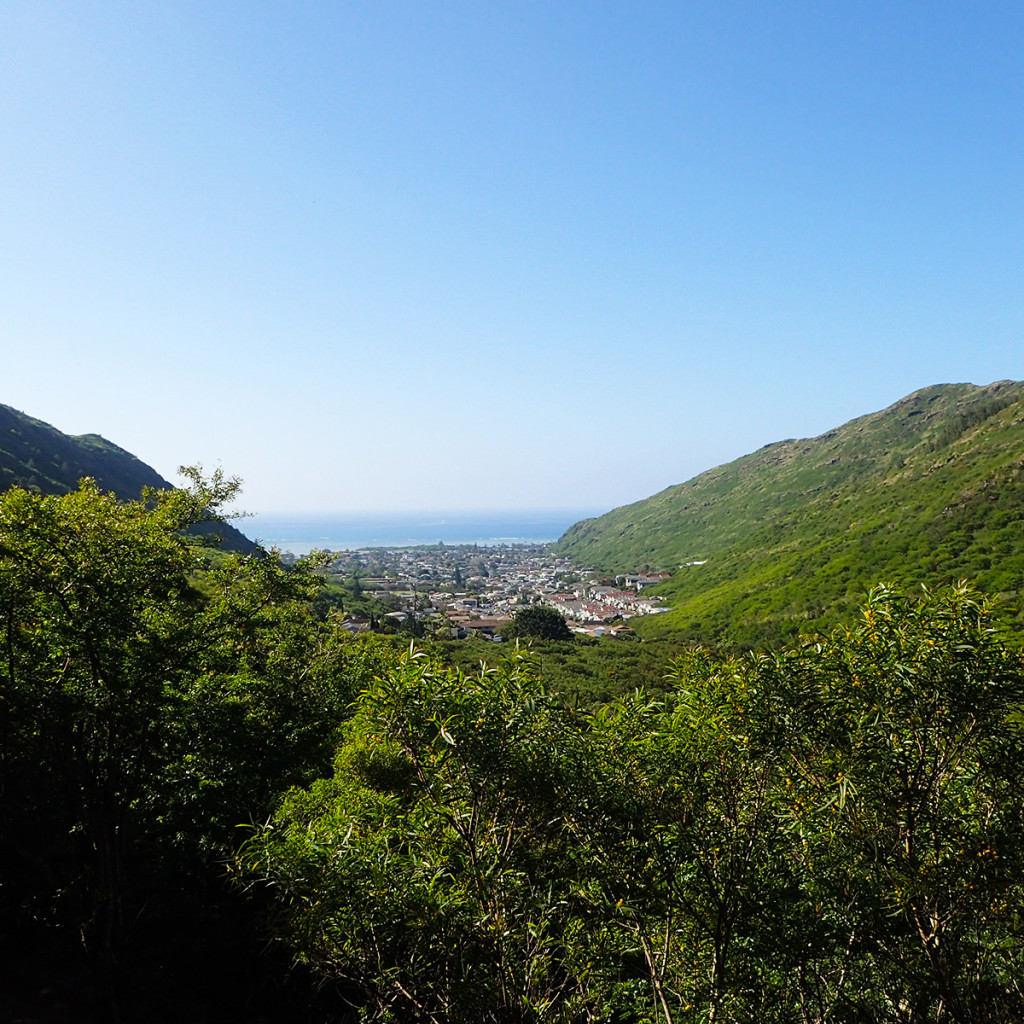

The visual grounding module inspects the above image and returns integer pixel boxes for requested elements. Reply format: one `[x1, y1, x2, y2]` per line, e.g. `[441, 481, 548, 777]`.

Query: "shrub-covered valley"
[3, 384, 1024, 1023]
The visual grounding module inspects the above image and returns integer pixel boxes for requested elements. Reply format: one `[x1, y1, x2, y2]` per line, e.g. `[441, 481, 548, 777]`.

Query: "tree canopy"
[241, 582, 1024, 1023]
[0, 472, 360, 1007]
[501, 604, 574, 641]
[4, 472, 1024, 1021]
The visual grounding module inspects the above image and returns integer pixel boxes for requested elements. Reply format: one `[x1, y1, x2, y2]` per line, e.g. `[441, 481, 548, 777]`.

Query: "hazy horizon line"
[242, 507, 610, 519]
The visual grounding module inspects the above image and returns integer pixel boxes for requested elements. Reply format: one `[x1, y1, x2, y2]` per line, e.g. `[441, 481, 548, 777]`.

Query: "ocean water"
[243, 509, 603, 556]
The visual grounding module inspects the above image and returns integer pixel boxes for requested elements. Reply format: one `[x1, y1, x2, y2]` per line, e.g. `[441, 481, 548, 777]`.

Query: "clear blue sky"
[3, 2, 1022, 513]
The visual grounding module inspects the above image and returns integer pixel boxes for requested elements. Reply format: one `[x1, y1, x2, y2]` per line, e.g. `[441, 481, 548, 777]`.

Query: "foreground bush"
[0, 473, 355, 1002]
[241, 583, 1024, 1023]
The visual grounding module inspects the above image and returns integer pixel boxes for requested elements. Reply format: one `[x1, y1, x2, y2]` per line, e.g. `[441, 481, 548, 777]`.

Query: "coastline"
[242, 509, 602, 556]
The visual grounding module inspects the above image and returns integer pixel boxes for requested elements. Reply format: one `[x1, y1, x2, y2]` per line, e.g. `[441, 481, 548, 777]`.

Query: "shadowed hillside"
[0, 403, 257, 554]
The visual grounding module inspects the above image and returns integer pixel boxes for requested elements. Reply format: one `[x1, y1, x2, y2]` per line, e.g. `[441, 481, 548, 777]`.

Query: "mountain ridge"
[0, 402, 257, 555]
[555, 380, 1024, 647]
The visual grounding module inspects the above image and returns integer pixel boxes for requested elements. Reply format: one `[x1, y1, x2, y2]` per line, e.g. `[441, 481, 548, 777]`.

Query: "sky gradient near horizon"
[3, 2, 1023, 514]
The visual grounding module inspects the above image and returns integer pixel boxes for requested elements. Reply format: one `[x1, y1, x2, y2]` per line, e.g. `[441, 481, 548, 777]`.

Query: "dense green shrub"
[241, 584, 1024, 1023]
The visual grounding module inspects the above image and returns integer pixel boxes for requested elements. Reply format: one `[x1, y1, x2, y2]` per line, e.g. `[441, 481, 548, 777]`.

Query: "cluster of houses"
[326, 544, 672, 639]
[545, 579, 672, 627]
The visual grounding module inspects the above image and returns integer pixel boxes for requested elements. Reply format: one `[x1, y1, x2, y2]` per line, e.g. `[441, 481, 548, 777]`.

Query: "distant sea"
[243, 510, 603, 556]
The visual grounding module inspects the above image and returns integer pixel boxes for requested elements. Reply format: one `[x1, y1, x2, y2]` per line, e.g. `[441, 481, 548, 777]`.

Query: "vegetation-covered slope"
[6, 448, 1024, 1022]
[0, 402, 174, 496]
[242, 584, 1024, 1023]
[0, 402, 256, 553]
[555, 381, 1024, 646]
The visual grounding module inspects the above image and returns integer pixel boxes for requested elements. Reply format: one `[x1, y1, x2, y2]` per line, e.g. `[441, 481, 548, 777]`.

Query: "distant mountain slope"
[0, 403, 257, 554]
[555, 381, 1024, 647]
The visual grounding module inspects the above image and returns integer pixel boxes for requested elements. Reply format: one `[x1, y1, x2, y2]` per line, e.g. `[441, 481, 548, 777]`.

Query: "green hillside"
[0, 402, 257, 554]
[555, 380, 1024, 647]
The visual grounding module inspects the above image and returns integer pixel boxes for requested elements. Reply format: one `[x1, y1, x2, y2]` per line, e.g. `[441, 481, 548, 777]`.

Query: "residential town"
[316, 542, 671, 638]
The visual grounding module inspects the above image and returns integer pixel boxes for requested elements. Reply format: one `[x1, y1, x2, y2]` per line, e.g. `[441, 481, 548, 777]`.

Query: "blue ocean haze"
[245, 509, 603, 556]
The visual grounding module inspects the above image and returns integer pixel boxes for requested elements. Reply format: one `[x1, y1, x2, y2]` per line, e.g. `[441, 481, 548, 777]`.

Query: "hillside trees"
[242, 584, 1024, 1023]
[502, 604, 574, 641]
[3, 462, 1021, 1021]
[779, 583, 1024, 1020]
[238, 648, 595, 1022]
[0, 473, 355, 981]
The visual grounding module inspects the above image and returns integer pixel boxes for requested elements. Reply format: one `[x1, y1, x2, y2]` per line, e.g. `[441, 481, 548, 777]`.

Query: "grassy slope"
[555, 381, 1024, 648]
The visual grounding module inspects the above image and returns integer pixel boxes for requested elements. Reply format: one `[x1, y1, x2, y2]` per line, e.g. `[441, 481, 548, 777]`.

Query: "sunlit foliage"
[242, 583, 1024, 1023]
